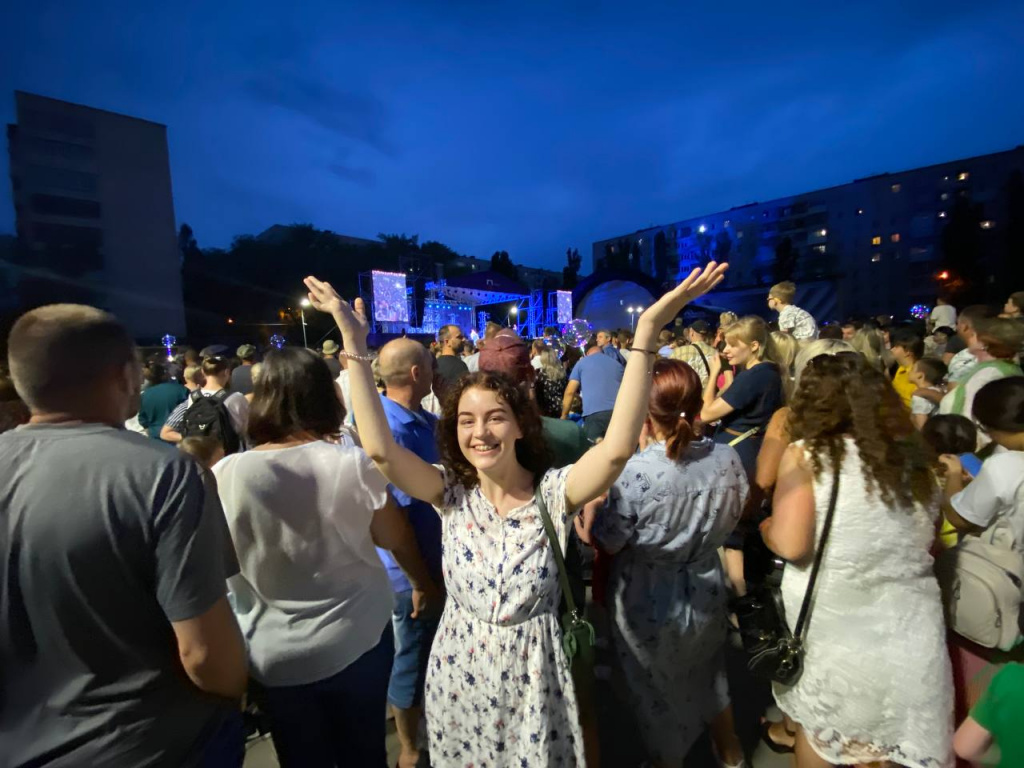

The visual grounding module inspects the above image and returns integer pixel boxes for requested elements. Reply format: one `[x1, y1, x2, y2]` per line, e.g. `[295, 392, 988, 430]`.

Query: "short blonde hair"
[769, 281, 797, 304]
[770, 331, 800, 374]
[183, 365, 205, 386]
[794, 339, 857, 385]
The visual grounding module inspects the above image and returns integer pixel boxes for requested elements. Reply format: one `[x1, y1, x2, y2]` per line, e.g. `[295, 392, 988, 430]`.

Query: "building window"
[940, 192, 949, 201]
[980, 220, 995, 230]
[817, 228, 827, 237]
[28, 165, 98, 195]
[891, 183, 901, 193]
[813, 244, 826, 254]
[724, 220, 731, 228]
[30, 193, 101, 218]
[856, 208, 864, 215]
[938, 211, 948, 218]
[871, 236, 882, 245]
[957, 171, 969, 181]
[872, 253, 882, 263]
[891, 233, 901, 243]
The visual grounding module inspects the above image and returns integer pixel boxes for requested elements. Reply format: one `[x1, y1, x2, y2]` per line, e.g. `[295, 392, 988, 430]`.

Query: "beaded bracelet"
[339, 350, 374, 362]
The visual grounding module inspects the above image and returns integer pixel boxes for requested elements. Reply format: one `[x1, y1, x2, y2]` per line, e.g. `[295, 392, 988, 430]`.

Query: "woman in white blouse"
[214, 347, 437, 767]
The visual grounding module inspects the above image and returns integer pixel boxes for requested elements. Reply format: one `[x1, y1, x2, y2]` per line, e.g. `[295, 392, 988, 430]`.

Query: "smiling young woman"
[303, 261, 728, 768]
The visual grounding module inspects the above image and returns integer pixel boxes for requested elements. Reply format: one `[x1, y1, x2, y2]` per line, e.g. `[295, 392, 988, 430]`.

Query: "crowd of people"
[1, 272, 1023, 768]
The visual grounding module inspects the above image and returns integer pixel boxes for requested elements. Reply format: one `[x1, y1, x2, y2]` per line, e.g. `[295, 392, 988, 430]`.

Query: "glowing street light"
[507, 304, 519, 327]
[626, 305, 644, 331]
[299, 298, 311, 348]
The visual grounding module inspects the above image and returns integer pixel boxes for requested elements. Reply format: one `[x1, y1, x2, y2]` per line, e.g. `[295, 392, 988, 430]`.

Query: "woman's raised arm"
[565, 262, 729, 509]
[304, 276, 445, 506]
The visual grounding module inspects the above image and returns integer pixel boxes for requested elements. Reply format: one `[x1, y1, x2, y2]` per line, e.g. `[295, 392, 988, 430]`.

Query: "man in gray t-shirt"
[0, 305, 247, 767]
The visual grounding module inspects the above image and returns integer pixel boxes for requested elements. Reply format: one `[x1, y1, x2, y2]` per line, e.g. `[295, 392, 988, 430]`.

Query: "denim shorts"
[387, 589, 442, 709]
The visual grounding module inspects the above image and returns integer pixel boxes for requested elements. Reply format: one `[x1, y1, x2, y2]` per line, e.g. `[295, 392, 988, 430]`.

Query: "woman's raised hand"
[303, 276, 369, 345]
[639, 262, 729, 333]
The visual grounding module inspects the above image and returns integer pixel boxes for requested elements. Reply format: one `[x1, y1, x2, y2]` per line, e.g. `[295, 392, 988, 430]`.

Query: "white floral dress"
[425, 465, 584, 768]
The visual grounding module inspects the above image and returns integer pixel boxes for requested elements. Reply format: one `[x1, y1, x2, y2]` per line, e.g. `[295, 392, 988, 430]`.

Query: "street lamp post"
[300, 298, 310, 348]
[508, 305, 518, 328]
[627, 305, 644, 331]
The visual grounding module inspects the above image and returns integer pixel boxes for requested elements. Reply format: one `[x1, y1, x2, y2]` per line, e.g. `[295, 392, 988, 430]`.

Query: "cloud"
[245, 71, 394, 155]
[328, 162, 375, 186]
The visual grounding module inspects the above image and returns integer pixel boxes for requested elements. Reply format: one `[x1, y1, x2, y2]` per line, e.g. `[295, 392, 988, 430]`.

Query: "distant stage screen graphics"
[556, 290, 573, 324]
[371, 271, 409, 323]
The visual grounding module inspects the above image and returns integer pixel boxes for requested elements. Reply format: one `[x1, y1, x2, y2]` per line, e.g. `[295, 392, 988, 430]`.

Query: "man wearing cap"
[321, 339, 343, 378]
[481, 330, 589, 468]
[670, 320, 718, 387]
[230, 344, 257, 395]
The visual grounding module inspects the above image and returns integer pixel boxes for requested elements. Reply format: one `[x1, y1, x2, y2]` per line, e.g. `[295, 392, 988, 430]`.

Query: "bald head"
[379, 338, 431, 388]
[8, 303, 139, 421]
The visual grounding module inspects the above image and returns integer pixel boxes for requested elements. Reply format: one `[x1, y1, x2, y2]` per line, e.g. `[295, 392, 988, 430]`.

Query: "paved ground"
[244, 594, 793, 767]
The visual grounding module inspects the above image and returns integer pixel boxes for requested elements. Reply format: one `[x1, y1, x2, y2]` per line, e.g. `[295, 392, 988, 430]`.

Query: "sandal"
[760, 719, 795, 754]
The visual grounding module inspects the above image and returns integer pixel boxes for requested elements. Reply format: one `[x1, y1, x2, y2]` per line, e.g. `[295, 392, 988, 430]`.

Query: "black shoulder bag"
[732, 466, 840, 685]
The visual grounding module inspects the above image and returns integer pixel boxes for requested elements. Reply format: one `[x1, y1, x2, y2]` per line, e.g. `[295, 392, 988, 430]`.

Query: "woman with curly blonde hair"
[759, 354, 953, 768]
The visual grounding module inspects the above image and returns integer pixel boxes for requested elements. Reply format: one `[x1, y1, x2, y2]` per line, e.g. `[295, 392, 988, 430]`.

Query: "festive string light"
[161, 334, 176, 362]
[561, 319, 592, 349]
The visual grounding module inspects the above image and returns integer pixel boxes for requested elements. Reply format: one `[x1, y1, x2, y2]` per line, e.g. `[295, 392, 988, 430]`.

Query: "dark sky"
[3, 0, 1023, 271]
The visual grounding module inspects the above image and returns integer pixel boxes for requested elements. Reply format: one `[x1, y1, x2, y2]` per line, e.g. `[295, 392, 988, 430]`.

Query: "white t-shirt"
[465, 352, 481, 373]
[930, 304, 957, 330]
[911, 386, 942, 416]
[336, 369, 354, 425]
[778, 304, 819, 340]
[938, 363, 1016, 419]
[950, 449, 1024, 549]
[214, 441, 392, 686]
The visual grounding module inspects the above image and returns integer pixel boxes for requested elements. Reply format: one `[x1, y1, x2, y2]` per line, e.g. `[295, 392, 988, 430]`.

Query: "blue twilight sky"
[2, 0, 1023, 271]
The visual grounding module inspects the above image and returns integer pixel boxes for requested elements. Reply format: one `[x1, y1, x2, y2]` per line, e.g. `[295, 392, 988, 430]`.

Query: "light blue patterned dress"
[591, 438, 748, 765]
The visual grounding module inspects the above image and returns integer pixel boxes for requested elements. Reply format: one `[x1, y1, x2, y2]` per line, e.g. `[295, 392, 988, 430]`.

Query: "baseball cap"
[479, 330, 530, 381]
[322, 340, 340, 355]
[687, 319, 711, 334]
[236, 344, 256, 359]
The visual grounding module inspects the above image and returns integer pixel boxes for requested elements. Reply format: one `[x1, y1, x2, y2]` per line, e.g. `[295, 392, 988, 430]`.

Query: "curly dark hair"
[787, 353, 935, 507]
[438, 371, 552, 489]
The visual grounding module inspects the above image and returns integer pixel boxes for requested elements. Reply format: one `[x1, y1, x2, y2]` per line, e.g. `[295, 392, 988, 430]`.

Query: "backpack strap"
[188, 389, 204, 405]
[951, 361, 1024, 414]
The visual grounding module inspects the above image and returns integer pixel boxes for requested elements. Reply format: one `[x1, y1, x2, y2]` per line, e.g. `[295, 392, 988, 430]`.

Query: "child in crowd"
[889, 330, 924, 409]
[954, 663, 1024, 768]
[929, 325, 956, 358]
[909, 357, 947, 429]
[767, 281, 818, 340]
[921, 414, 978, 549]
[179, 436, 226, 470]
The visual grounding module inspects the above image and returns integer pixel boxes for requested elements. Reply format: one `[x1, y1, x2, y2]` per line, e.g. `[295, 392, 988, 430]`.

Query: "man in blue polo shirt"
[560, 337, 625, 442]
[376, 338, 444, 768]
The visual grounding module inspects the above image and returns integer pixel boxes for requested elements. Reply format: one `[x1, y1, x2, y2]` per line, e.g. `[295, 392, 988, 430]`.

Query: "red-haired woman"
[583, 359, 748, 768]
[304, 263, 728, 768]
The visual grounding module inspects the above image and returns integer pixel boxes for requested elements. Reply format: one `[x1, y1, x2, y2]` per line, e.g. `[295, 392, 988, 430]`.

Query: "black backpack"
[181, 389, 241, 455]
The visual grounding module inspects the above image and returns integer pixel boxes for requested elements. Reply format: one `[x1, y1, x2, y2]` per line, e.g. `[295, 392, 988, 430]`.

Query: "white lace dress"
[774, 438, 954, 768]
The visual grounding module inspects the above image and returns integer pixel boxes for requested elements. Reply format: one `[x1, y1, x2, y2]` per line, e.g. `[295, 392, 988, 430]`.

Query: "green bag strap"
[534, 476, 582, 623]
[952, 361, 1022, 413]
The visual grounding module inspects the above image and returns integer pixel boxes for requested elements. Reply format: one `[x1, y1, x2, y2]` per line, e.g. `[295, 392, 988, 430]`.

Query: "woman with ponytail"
[583, 359, 750, 768]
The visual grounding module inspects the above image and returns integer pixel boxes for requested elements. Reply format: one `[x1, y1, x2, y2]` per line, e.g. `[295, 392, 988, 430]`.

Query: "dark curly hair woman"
[759, 354, 953, 768]
[303, 261, 729, 768]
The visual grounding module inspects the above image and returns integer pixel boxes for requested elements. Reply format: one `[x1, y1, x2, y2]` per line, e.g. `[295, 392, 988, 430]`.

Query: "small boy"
[890, 329, 925, 409]
[954, 663, 1024, 768]
[908, 357, 947, 429]
[767, 281, 818, 340]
